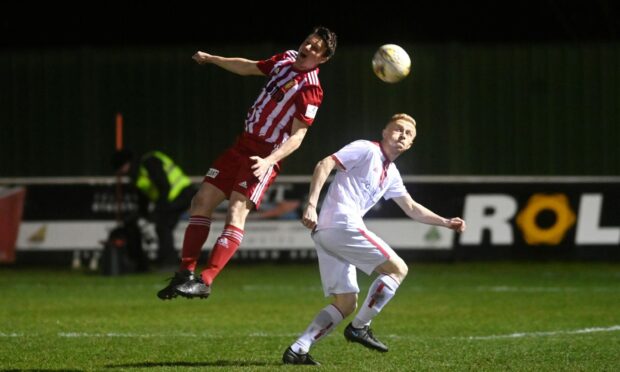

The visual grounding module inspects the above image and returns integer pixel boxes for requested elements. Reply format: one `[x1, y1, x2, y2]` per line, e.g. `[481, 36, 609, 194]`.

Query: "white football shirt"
[316, 140, 408, 230]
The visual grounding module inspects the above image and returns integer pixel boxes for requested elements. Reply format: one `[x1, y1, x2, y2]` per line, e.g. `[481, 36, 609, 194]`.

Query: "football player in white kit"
[283, 113, 466, 365]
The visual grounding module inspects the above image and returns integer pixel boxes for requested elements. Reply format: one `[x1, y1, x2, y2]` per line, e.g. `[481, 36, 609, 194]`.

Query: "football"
[372, 44, 411, 83]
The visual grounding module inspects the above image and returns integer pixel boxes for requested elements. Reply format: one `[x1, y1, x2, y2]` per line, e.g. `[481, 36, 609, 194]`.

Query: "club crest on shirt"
[269, 79, 297, 102]
[284, 80, 296, 90]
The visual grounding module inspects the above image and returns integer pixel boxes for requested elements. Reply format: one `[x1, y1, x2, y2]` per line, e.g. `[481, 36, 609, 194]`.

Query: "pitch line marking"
[465, 325, 620, 340]
[3, 327, 620, 340]
[55, 332, 300, 338]
[0, 332, 22, 337]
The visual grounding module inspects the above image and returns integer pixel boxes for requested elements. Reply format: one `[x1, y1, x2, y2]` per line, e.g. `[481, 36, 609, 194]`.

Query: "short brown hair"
[313, 26, 337, 59]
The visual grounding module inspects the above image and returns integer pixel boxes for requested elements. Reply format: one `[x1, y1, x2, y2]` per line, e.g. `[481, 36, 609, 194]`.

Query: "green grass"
[1, 262, 620, 371]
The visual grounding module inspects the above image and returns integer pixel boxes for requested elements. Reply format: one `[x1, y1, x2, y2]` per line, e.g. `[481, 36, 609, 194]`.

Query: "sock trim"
[326, 304, 345, 322]
[189, 215, 212, 227]
[329, 304, 346, 320]
[380, 274, 401, 290]
[222, 224, 244, 243]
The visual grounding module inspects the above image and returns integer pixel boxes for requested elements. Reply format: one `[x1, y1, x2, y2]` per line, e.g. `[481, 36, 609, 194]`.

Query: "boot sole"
[345, 337, 388, 352]
[175, 290, 210, 299]
[157, 288, 179, 300]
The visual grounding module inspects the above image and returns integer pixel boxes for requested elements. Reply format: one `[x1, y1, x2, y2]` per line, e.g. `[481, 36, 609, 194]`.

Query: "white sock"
[292, 304, 344, 354]
[352, 275, 400, 328]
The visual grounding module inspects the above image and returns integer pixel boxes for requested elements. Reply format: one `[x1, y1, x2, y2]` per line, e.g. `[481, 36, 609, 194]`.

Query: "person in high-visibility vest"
[112, 149, 196, 267]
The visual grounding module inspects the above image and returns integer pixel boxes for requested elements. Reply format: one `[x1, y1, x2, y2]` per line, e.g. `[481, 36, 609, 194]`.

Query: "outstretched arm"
[250, 118, 309, 180]
[192, 51, 264, 76]
[301, 155, 338, 230]
[393, 194, 466, 233]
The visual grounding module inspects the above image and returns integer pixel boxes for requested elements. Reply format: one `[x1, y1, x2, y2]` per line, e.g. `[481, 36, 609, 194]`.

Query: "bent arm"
[265, 119, 309, 164]
[301, 155, 338, 229]
[249, 119, 310, 180]
[393, 194, 466, 233]
[192, 51, 264, 76]
[307, 156, 338, 209]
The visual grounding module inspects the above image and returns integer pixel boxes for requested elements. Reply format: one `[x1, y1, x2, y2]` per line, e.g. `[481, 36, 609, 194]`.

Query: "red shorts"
[203, 132, 280, 209]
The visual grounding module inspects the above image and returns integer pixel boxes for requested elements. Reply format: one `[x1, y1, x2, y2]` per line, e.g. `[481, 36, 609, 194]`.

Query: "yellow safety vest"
[135, 151, 192, 202]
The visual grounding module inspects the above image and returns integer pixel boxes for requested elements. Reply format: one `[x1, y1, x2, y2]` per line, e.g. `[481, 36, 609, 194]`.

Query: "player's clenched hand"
[249, 156, 272, 181]
[302, 205, 318, 230]
[447, 217, 466, 233]
[192, 51, 212, 64]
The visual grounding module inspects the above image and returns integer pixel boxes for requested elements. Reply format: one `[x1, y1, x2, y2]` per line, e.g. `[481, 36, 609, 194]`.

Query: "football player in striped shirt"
[157, 27, 337, 301]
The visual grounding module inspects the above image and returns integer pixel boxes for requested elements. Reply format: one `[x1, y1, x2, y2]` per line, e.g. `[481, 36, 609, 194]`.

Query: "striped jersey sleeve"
[256, 51, 297, 76]
[294, 84, 323, 125]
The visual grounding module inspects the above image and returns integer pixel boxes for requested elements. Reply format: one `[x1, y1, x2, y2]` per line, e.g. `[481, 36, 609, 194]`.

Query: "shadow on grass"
[105, 360, 277, 368]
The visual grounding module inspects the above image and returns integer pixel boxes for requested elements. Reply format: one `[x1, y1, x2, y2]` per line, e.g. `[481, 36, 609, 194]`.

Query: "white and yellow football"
[372, 44, 411, 83]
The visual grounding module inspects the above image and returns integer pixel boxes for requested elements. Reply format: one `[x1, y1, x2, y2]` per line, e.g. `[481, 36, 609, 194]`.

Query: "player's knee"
[190, 191, 207, 210]
[383, 257, 408, 283]
[348, 298, 358, 315]
[398, 259, 409, 278]
[333, 293, 357, 316]
[393, 258, 408, 282]
[340, 301, 356, 317]
[226, 201, 252, 226]
[190, 189, 218, 216]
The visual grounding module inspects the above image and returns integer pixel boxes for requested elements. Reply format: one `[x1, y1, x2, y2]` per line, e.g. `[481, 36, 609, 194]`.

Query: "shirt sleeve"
[256, 51, 289, 76]
[294, 85, 323, 126]
[383, 167, 408, 200]
[332, 140, 370, 173]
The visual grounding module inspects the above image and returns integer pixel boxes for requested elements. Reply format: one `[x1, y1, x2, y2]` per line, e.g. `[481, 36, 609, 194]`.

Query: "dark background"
[2, 1, 619, 48]
[2, 1, 620, 177]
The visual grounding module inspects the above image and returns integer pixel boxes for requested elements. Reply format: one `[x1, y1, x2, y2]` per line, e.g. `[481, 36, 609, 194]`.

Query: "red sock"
[179, 215, 211, 272]
[201, 224, 244, 285]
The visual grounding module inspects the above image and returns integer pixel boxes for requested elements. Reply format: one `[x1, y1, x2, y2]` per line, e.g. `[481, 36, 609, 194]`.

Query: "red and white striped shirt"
[246, 50, 323, 145]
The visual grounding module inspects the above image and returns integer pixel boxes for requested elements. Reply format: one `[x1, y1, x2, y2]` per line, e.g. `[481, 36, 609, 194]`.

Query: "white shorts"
[312, 227, 395, 297]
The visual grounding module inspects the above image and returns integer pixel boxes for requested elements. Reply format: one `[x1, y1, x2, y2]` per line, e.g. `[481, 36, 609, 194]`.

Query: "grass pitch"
[1, 262, 619, 371]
